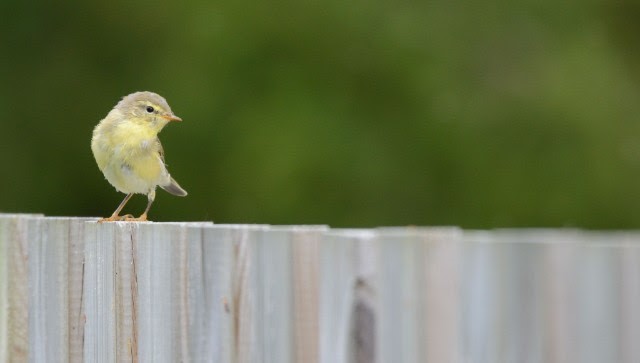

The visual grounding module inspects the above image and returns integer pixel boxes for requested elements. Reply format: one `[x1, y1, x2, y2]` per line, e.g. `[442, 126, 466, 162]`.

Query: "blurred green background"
[1, 0, 640, 228]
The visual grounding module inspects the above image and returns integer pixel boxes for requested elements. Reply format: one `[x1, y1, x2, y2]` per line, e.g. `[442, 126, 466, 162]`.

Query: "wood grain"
[3, 216, 640, 362]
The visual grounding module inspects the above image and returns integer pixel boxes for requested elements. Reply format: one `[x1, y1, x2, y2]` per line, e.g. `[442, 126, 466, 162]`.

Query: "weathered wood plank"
[462, 230, 569, 362]
[114, 222, 138, 362]
[29, 217, 68, 362]
[28, 217, 93, 362]
[615, 235, 640, 363]
[189, 224, 236, 362]
[290, 226, 325, 363]
[68, 218, 89, 363]
[254, 227, 294, 363]
[578, 238, 620, 363]
[1, 214, 42, 362]
[0, 216, 6, 362]
[320, 229, 378, 363]
[83, 220, 117, 362]
[232, 224, 270, 363]
[136, 222, 214, 363]
[255, 226, 327, 363]
[6, 215, 640, 362]
[540, 231, 582, 363]
[377, 227, 463, 363]
[136, 222, 175, 362]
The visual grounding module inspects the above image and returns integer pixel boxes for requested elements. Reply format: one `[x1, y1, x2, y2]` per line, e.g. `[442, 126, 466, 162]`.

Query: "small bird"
[91, 91, 187, 222]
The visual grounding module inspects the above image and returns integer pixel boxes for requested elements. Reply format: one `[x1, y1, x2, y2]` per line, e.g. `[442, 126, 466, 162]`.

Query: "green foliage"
[1, 0, 639, 228]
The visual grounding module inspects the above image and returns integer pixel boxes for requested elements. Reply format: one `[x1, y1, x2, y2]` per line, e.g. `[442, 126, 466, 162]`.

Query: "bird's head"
[115, 91, 182, 133]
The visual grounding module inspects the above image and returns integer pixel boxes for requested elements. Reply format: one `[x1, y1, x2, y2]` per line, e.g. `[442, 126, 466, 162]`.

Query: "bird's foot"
[121, 214, 149, 222]
[97, 214, 134, 223]
[97, 215, 120, 223]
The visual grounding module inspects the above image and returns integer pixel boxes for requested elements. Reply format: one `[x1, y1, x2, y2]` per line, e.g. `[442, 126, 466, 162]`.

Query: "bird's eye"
[146, 106, 155, 113]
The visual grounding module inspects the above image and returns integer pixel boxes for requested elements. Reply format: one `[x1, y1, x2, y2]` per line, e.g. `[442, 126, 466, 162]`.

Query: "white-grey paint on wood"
[1, 214, 42, 362]
[29, 217, 69, 363]
[0, 216, 6, 362]
[133, 222, 212, 363]
[290, 226, 325, 363]
[377, 227, 463, 363]
[67, 218, 88, 363]
[617, 238, 640, 363]
[83, 219, 117, 362]
[190, 224, 235, 362]
[5, 216, 640, 362]
[319, 229, 377, 363]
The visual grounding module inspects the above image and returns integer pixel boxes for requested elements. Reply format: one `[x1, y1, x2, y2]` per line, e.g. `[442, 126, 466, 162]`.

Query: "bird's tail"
[161, 177, 188, 196]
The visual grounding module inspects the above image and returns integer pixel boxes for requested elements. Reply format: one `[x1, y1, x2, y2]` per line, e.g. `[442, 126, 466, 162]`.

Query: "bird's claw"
[97, 216, 119, 223]
[122, 214, 148, 222]
[97, 214, 144, 223]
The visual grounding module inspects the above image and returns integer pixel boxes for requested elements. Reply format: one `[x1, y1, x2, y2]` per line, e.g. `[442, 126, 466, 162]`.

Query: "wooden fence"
[1, 214, 640, 362]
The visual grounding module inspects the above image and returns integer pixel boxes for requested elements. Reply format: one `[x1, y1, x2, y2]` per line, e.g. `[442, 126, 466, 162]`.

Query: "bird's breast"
[93, 118, 168, 194]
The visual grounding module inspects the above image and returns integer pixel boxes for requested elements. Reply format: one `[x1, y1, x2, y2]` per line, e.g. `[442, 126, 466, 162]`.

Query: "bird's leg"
[98, 193, 134, 222]
[123, 189, 155, 222]
[138, 189, 156, 221]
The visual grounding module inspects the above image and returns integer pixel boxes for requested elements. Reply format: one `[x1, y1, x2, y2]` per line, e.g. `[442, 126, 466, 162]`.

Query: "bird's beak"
[162, 114, 183, 122]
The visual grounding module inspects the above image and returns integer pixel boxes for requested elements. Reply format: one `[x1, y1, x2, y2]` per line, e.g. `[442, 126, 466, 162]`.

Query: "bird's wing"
[155, 138, 188, 196]
[155, 138, 166, 164]
[161, 177, 188, 196]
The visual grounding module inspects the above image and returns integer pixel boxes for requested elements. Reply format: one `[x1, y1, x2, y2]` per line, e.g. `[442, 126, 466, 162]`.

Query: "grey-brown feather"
[156, 138, 165, 162]
[161, 177, 188, 196]
[154, 139, 187, 196]
[116, 91, 172, 114]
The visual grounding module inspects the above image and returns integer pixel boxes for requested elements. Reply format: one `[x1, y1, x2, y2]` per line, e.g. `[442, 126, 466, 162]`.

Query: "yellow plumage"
[91, 91, 187, 222]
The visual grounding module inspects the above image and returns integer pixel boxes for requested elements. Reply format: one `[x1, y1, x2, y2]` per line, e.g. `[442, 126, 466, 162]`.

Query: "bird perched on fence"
[91, 91, 187, 222]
